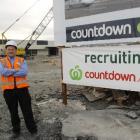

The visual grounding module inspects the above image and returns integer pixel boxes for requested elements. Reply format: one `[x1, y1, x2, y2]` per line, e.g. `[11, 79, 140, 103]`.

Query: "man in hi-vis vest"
[0, 40, 37, 138]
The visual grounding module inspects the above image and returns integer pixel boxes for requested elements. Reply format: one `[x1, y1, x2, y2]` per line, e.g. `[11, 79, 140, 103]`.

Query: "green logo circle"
[69, 65, 83, 81]
[137, 23, 140, 33]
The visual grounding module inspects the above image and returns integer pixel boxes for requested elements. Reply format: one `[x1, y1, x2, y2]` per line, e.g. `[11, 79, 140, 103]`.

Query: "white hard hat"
[5, 40, 17, 49]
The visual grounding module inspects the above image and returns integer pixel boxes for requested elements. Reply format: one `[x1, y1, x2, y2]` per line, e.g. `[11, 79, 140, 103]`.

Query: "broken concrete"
[82, 88, 106, 102]
[125, 111, 138, 120]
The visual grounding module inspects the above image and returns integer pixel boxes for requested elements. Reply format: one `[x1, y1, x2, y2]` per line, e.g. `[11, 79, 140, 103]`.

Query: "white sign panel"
[54, 0, 140, 46]
[62, 46, 140, 91]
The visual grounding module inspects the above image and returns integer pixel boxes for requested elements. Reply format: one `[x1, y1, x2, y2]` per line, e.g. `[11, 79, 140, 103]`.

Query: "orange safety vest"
[0, 56, 29, 91]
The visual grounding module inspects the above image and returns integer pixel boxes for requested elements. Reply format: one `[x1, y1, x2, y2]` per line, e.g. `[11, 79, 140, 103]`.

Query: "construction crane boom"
[1, 0, 40, 44]
[25, 7, 53, 52]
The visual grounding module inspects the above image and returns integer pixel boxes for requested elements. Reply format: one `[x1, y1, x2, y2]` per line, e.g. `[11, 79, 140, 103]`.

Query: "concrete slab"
[62, 109, 140, 140]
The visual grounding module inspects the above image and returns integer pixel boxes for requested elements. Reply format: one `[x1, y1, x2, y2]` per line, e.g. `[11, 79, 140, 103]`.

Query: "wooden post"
[62, 83, 67, 105]
[59, 46, 67, 105]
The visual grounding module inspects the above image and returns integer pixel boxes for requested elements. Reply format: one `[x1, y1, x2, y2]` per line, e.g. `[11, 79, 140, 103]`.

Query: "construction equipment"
[1, 0, 40, 44]
[1, 0, 53, 57]
[1, 0, 42, 57]
[22, 7, 53, 56]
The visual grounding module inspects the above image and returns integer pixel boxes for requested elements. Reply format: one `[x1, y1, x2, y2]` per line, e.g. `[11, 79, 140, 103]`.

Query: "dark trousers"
[3, 87, 37, 134]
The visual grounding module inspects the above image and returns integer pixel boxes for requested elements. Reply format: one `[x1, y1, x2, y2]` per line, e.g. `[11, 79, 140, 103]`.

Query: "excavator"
[1, 0, 53, 58]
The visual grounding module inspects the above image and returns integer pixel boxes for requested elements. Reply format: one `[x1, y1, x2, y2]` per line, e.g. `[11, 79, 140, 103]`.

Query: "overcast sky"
[0, 0, 53, 40]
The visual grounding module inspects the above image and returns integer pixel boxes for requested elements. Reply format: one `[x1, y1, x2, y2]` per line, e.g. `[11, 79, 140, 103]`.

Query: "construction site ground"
[0, 56, 140, 140]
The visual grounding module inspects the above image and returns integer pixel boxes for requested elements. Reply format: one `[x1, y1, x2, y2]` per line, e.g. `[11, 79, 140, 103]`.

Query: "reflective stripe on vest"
[1, 79, 28, 86]
[1, 56, 29, 91]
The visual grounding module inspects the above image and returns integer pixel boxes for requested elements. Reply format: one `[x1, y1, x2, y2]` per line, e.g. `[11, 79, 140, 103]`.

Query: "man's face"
[6, 46, 17, 57]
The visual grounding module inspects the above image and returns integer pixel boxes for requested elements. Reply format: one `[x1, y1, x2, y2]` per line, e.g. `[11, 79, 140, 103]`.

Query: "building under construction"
[0, 40, 58, 57]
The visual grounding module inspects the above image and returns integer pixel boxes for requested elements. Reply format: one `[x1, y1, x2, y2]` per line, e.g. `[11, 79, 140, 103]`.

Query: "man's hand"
[15, 68, 20, 72]
[0, 58, 7, 67]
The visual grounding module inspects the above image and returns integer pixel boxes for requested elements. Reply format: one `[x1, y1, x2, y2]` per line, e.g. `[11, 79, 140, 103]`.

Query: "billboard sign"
[66, 17, 140, 43]
[54, 0, 140, 45]
[62, 46, 140, 91]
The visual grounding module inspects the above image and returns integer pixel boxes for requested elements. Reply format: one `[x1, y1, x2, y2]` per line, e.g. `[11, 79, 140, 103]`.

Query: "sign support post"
[60, 46, 67, 105]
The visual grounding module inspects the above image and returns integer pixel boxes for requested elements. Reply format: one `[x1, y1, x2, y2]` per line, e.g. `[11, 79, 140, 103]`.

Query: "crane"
[20, 7, 53, 56]
[1, 0, 41, 44]
[1, 0, 54, 57]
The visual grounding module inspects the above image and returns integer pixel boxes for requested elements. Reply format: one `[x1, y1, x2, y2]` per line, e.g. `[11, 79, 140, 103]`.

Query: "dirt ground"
[0, 56, 140, 140]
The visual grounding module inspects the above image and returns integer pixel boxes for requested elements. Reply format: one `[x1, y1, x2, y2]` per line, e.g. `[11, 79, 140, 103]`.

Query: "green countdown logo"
[137, 23, 140, 33]
[69, 65, 83, 80]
